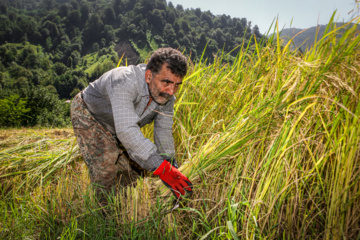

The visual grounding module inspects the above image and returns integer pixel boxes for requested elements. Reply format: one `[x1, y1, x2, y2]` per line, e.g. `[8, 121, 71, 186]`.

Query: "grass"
[1, 15, 360, 239]
[130, 39, 152, 62]
[82, 46, 118, 76]
[146, 30, 159, 52]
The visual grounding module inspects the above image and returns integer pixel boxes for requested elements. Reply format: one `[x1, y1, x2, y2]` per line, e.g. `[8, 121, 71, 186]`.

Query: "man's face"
[145, 63, 183, 105]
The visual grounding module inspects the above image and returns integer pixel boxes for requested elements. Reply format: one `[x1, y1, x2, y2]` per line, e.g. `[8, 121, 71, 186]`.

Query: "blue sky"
[169, 0, 358, 33]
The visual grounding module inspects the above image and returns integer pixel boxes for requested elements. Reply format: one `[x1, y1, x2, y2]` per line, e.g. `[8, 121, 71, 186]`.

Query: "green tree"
[154, 0, 166, 10]
[80, 3, 90, 24]
[104, 25, 116, 43]
[101, 38, 106, 48]
[0, 94, 30, 127]
[163, 23, 176, 43]
[0, 3, 8, 14]
[52, 62, 68, 76]
[234, 20, 244, 35]
[42, 20, 59, 38]
[199, 32, 207, 49]
[103, 7, 116, 25]
[176, 4, 184, 12]
[113, 0, 122, 16]
[93, 42, 99, 52]
[149, 9, 165, 31]
[201, 11, 213, 27]
[67, 10, 81, 28]
[20, 86, 70, 126]
[58, 4, 69, 18]
[70, 0, 79, 10]
[180, 20, 191, 33]
[252, 25, 262, 39]
[194, 8, 201, 18]
[167, 10, 176, 24]
[70, 88, 80, 98]
[83, 13, 104, 45]
[54, 70, 85, 99]
[41, 0, 55, 11]
[213, 28, 226, 47]
[168, 2, 174, 8]
[45, 36, 52, 51]
[46, 85, 58, 95]
[70, 50, 81, 67]
[138, 0, 153, 13]
[14, 76, 30, 89]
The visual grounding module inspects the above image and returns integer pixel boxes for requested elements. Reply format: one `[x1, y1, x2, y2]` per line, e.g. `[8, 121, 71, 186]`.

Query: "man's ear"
[145, 69, 152, 84]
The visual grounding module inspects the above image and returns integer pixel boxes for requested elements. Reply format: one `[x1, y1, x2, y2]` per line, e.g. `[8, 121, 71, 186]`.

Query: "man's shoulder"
[110, 64, 145, 87]
[105, 64, 146, 98]
[112, 64, 146, 78]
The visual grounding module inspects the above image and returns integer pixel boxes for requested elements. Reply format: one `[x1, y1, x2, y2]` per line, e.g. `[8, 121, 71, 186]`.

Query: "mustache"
[159, 92, 171, 99]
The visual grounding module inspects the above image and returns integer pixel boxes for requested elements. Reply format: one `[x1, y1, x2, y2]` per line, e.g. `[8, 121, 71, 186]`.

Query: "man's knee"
[91, 166, 119, 192]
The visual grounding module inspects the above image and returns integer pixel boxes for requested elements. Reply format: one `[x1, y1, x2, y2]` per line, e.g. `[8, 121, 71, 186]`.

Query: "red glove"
[153, 160, 193, 199]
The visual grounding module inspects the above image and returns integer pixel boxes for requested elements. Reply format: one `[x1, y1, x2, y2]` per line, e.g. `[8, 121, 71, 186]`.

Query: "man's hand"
[153, 160, 193, 199]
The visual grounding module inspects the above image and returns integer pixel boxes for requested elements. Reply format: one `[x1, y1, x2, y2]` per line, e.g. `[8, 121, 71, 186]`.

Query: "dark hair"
[146, 47, 188, 78]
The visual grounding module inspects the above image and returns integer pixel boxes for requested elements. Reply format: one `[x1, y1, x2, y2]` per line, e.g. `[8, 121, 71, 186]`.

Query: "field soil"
[114, 41, 140, 65]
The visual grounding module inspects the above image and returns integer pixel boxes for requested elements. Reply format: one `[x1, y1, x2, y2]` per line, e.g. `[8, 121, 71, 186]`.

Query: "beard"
[159, 92, 171, 100]
[149, 87, 171, 105]
[151, 92, 171, 105]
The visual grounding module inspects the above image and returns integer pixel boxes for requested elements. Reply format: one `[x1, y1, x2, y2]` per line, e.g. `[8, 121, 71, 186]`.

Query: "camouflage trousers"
[71, 92, 147, 201]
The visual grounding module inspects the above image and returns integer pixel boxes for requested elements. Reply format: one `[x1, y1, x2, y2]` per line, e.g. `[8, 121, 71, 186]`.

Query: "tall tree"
[83, 13, 104, 46]
[103, 7, 116, 25]
[80, 4, 90, 24]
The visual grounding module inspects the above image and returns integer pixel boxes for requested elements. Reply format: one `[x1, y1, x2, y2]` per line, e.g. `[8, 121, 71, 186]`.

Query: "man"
[71, 47, 193, 204]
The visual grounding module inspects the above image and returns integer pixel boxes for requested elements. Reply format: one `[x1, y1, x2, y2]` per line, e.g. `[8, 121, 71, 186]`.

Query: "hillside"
[0, 0, 264, 127]
[0, 0, 263, 63]
[275, 22, 360, 51]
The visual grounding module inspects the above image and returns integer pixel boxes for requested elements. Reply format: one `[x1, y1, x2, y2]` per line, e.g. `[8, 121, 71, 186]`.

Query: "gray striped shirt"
[82, 64, 175, 171]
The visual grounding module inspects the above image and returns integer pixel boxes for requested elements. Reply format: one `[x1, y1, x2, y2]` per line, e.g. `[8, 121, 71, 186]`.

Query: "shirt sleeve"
[106, 70, 163, 171]
[154, 98, 176, 161]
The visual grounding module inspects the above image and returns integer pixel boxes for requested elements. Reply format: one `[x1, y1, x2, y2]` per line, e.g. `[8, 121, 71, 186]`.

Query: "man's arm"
[153, 98, 177, 167]
[107, 71, 164, 171]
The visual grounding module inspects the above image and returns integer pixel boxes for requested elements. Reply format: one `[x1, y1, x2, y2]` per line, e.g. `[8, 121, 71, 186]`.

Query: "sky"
[169, 0, 359, 33]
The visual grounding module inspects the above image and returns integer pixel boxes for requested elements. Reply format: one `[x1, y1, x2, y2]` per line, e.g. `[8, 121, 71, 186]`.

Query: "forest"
[0, 0, 262, 127]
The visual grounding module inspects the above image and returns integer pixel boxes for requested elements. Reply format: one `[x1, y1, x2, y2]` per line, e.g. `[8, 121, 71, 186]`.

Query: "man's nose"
[166, 85, 176, 96]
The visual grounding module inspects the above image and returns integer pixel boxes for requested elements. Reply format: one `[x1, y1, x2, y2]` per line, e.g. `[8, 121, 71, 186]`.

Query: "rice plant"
[1, 15, 360, 239]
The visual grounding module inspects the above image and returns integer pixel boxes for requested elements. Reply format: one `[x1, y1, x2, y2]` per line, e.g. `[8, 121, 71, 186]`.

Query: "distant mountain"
[274, 23, 360, 51]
